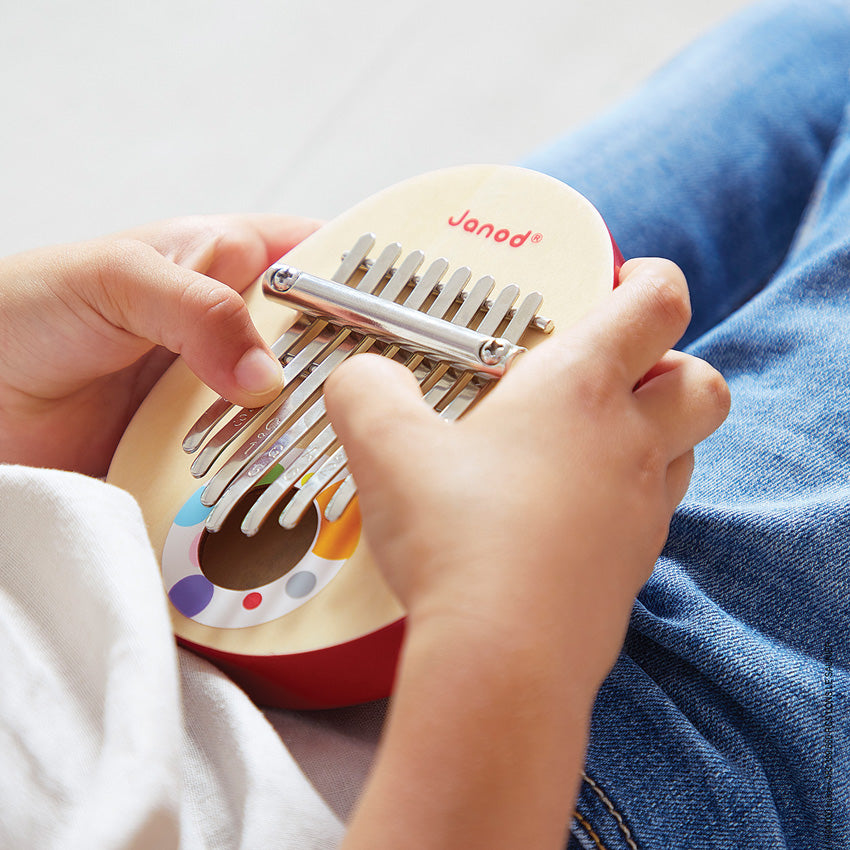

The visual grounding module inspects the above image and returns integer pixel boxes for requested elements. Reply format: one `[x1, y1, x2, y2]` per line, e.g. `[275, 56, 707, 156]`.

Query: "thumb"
[323, 353, 437, 493]
[87, 238, 284, 407]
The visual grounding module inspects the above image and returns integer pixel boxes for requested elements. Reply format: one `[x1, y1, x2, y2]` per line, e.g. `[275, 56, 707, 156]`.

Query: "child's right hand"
[325, 257, 730, 689]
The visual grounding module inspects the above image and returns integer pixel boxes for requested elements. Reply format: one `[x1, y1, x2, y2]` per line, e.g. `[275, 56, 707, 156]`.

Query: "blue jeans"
[523, 2, 850, 848]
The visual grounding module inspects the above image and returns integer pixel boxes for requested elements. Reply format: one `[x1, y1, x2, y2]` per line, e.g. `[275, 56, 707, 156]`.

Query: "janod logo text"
[447, 209, 541, 247]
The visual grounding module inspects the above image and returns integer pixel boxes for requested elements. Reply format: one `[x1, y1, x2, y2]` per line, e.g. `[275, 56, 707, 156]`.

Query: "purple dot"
[168, 574, 215, 617]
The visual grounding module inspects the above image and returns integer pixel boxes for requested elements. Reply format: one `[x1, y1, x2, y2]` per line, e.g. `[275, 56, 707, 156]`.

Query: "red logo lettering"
[447, 209, 537, 248]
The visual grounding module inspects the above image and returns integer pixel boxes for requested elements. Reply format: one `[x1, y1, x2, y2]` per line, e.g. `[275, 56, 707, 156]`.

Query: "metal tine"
[182, 316, 312, 454]
[280, 268, 475, 529]
[240, 424, 337, 537]
[182, 233, 376, 454]
[416, 283, 519, 407]
[372, 266, 473, 379]
[323, 273, 495, 523]
[324, 474, 358, 524]
[279, 445, 348, 530]
[375, 249, 427, 302]
[201, 247, 426, 509]
[201, 251, 428, 524]
[190, 242, 401, 481]
[272, 283, 544, 531]
[472, 283, 521, 336]
[434, 290, 543, 422]
[502, 291, 544, 342]
[189, 320, 332, 478]
[279, 274, 486, 529]
[450, 274, 497, 328]
[191, 241, 399, 479]
[239, 258, 453, 536]
[419, 284, 520, 412]
[355, 256, 555, 335]
[203, 400, 327, 533]
[398, 269, 488, 393]
[184, 234, 375, 463]
[387, 257, 456, 313]
[395, 281, 519, 414]
[217, 244, 416, 445]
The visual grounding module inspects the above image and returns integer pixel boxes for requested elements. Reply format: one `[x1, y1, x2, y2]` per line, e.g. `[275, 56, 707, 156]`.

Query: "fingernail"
[234, 348, 284, 395]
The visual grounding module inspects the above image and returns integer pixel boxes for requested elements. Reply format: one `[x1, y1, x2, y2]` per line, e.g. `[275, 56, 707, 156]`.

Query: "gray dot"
[285, 571, 317, 598]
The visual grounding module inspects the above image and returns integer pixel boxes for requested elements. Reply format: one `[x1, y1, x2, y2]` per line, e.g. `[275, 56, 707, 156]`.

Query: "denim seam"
[574, 811, 611, 850]
[581, 771, 639, 850]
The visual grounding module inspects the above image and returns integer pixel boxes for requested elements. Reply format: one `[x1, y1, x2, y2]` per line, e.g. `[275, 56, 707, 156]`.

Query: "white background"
[2, 0, 750, 255]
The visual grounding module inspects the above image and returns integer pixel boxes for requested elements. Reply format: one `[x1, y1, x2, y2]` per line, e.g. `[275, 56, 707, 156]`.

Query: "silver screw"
[479, 338, 508, 366]
[270, 266, 297, 292]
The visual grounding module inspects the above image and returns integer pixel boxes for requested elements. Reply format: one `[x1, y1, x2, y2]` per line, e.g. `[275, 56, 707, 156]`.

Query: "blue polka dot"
[285, 571, 317, 598]
[169, 574, 215, 617]
[173, 487, 212, 527]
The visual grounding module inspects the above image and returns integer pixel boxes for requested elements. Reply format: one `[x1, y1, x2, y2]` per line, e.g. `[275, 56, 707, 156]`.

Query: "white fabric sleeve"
[0, 465, 344, 850]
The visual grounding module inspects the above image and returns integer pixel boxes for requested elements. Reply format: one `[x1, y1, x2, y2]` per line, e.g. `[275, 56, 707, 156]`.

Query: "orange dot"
[313, 484, 361, 560]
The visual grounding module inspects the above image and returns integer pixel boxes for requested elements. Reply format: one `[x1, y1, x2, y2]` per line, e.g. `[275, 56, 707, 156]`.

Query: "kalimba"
[107, 165, 622, 708]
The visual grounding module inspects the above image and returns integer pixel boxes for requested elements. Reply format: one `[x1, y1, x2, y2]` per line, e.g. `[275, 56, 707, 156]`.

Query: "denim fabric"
[523, 2, 850, 848]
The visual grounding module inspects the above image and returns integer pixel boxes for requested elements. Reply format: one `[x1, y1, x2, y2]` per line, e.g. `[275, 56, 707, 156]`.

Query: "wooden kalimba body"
[107, 165, 622, 708]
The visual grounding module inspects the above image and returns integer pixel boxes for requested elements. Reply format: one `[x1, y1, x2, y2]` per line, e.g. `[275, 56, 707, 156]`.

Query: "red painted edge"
[179, 617, 406, 709]
[610, 229, 624, 287]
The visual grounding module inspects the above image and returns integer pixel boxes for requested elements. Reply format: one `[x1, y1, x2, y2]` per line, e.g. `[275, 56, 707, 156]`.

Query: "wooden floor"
[1, 0, 750, 256]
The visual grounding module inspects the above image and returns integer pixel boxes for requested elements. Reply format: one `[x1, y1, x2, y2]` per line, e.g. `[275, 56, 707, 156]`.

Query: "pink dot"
[190, 530, 204, 570]
[243, 592, 262, 610]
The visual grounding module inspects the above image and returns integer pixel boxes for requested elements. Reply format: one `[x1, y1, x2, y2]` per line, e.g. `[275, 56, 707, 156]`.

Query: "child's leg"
[523, 0, 850, 347]
[575, 111, 850, 850]
[521, 3, 850, 848]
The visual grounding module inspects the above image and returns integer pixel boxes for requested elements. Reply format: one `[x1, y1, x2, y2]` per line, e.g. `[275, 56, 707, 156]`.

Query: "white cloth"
[0, 465, 344, 849]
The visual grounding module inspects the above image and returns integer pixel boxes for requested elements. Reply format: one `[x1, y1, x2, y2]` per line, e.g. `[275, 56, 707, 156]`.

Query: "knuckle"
[108, 237, 155, 263]
[705, 365, 732, 415]
[80, 238, 160, 311]
[691, 357, 732, 417]
[89, 237, 151, 278]
[642, 262, 691, 333]
[181, 281, 249, 339]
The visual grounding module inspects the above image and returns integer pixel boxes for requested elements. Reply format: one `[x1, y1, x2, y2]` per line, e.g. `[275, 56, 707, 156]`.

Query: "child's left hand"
[0, 214, 320, 475]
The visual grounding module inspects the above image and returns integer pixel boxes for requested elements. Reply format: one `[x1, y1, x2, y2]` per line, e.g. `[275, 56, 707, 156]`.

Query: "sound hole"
[198, 489, 319, 590]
